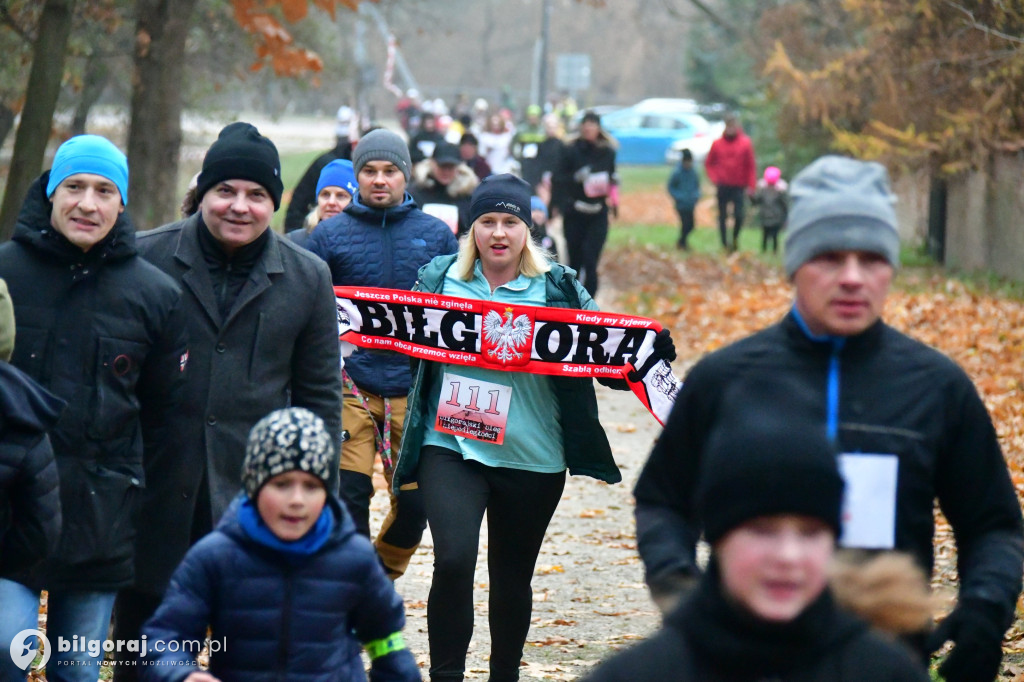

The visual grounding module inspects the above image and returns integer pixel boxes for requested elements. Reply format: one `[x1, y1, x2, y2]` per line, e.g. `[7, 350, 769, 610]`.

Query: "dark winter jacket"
[142, 494, 419, 682]
[558, 135, 617, 216]
[0, 362, 64, 576]
[408, 129, 446, 165]
[134, 214, 342, 594]
[393, 254, 621, 491]
[583, 563, 928, 682]
[307, 192, 459, 397]
[705, 131, 757, 190]
[285, 226, 313, 249]
[535, 137, 568, 216]
[463, 155, 492, 182]
[751, 178, 789, 227]
[284, 138, 354, 231]
[408, 160, 478, 237]
[668, 164, 701, 211]
[510, 124, 547, 187]
[0, 173, 188, 591]
[634, 310, 1024, 633]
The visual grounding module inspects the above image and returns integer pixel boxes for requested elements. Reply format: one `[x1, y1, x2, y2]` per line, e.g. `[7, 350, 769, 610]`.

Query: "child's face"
[256, 470, 328, 541]
[715, 514, 834, 622]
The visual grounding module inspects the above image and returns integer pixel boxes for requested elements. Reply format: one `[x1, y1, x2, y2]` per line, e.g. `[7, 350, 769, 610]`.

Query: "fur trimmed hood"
[411, 160, 479, 199]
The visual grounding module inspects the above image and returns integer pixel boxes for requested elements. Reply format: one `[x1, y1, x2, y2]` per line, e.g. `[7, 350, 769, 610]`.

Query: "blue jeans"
[0, 578, 116, 682]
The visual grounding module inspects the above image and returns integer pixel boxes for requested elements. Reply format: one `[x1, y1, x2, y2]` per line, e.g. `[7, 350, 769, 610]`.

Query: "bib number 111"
[435, 372, 513, 444]
[446, 381, 502, 415]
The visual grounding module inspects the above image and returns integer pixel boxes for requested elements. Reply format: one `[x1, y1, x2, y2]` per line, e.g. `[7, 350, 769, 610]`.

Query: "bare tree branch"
[661, 0, 750, 41]
[0, 5, 36, 44]
[944, 0, 1024, 45]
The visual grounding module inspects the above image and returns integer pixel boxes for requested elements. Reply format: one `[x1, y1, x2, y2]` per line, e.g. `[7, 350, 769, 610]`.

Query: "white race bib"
[435, 372, 513, 444]
[583, 171, 610, 198]
[522, 143, 539, 159]
[417, 140, 437, 159]
[422, 203, 460, 234]
[837, 453, 899, 549]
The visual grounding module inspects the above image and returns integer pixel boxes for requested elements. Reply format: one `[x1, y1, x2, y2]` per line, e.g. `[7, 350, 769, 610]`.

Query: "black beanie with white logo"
[469, 173, 533, 227]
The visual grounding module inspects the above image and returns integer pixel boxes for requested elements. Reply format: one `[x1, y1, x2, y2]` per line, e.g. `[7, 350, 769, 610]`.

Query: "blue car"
[599, 106, 715, 165]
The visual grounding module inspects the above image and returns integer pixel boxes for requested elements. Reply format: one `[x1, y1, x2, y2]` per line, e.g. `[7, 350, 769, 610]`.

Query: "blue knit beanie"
[316, 159, 357, 198]
[530, 195, 548, 219]
[46, 135, 129, 205]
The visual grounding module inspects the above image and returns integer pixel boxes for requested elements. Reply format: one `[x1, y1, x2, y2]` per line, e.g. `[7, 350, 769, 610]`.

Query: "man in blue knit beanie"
[0, 134, 188, 681]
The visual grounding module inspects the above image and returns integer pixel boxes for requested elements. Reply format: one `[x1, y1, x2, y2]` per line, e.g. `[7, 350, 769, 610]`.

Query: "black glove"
[626, 329, 676, 383]
[926, 598, 1006, 682]
[648, 570, 700, 615]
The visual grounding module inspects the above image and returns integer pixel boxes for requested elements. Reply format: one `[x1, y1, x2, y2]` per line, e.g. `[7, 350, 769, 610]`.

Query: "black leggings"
[419, 446, 566, 682]
[563, 208, 609, 296]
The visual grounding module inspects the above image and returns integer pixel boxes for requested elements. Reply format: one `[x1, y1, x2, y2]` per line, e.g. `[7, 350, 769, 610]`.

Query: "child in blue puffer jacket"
[142, 407, 420, 682]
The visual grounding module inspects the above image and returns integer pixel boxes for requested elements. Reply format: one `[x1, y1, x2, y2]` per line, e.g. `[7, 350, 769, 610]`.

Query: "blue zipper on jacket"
[791, 306, 846, 443]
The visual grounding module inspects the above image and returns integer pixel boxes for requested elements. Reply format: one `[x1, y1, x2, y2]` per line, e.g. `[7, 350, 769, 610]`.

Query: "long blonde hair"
[454, 220, 553, 281]
[303, 206, 320, 233]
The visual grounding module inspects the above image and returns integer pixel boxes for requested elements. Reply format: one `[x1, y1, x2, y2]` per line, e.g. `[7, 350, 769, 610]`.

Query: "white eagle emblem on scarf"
[483, 307, 532, 364]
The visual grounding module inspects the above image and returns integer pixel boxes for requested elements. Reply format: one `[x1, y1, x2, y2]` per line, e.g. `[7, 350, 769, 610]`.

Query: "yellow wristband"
[364, 632, 406, 660]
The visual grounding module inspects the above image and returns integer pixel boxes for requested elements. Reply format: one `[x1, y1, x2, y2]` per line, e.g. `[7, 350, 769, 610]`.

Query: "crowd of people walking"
[0, 94, 1020, 682]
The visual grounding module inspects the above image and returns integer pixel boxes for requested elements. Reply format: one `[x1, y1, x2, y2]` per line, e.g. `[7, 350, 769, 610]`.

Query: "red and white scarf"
[335, 286, 680, 425]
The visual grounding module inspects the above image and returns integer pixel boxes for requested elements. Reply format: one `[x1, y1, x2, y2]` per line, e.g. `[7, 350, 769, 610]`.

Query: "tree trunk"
[0, 104, 15, 149]
[70, 51, 112, 136]
[0, 0, 77, 243]
[126, 0, 199, 231]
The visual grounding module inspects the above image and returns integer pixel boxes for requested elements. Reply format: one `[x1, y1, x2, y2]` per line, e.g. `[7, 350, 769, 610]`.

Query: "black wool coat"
[134, 214, 342, 594]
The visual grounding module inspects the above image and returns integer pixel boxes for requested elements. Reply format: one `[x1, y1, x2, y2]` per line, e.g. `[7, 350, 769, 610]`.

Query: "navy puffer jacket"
[307, 191, 458, 397]
[142, 494, 418, 682]
[0, 362, 65, 576]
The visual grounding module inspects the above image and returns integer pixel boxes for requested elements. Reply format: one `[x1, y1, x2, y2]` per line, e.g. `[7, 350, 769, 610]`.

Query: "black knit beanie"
[196, 122, 284, 209]
[469, 173, 532, 227]
[241, 407, 334, 500]
[697, 409, 844, 545]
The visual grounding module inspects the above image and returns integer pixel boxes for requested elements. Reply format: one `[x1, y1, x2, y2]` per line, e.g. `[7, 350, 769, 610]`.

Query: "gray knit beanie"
[352, 128, 412, 182]
[784, 155, 900, 277]
[242, 407, 334, 500]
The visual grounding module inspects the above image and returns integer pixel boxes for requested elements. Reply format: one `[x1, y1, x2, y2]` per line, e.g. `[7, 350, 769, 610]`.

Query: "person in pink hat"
[752, 165, 789, 254]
